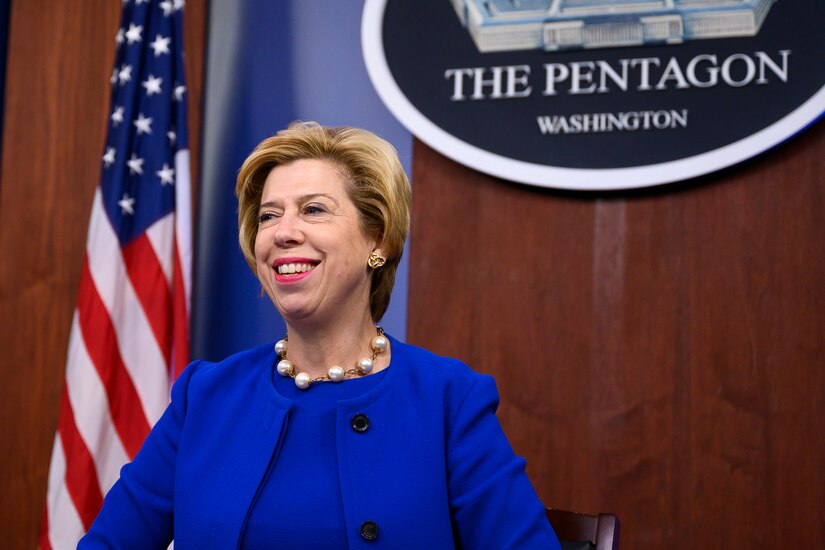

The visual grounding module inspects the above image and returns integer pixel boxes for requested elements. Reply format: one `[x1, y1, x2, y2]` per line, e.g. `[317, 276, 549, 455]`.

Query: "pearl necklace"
[275, 327, 388, 389]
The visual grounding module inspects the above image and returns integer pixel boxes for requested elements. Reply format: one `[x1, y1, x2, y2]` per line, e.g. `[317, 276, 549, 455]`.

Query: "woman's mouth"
[273, 259, 319, 283]
[276, 262, 316, 275]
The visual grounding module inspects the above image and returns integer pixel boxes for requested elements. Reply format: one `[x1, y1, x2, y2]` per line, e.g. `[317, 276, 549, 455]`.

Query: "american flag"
[40, 1, 191, 547]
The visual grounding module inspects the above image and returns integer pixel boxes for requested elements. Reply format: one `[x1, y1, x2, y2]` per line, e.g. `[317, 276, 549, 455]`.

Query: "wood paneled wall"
[0, 1, 205, 545]
[408, 124, 825, 548]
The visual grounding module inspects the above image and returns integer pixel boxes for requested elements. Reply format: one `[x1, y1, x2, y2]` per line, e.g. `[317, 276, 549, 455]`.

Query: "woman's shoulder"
[386, 336, 500, 424]
[389, 335, 488, 387]
[178, 342, 275, 394]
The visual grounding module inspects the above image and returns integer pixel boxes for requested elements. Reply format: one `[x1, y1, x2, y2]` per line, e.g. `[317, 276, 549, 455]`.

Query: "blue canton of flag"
[104, 0, 188, 245]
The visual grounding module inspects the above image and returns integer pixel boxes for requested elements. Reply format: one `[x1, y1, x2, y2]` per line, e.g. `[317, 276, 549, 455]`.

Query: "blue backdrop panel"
[193, 1, 411, 361]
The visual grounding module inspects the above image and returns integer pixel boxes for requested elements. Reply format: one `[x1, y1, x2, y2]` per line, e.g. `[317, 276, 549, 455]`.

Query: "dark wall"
[0, 0, 205, 544]
[408, 125, 825, 548]
[0, 0, 9, 160]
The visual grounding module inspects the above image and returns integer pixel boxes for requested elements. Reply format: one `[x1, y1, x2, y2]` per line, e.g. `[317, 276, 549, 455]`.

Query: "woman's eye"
[303, 204, 326, 215]
[258, 211, 278, 224]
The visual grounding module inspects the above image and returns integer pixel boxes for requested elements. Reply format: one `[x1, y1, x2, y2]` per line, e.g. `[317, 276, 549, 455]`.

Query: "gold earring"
[368, 252, 386, 269]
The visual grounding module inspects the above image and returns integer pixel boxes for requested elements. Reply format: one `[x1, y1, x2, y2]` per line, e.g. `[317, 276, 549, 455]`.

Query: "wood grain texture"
[0, 1, 205, 544]
[408, 123, 825, 548]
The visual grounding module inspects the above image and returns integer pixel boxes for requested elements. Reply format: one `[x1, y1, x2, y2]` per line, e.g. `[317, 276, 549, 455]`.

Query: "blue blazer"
[81, 336, 560, 549]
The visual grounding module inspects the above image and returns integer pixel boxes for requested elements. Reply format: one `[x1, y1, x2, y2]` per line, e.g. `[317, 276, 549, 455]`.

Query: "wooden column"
[0, 1, 205, 544]
[408, 122, 825, 547]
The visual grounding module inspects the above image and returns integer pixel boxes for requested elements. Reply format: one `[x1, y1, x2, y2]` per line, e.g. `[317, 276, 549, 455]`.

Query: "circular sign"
[363, 0, 825, 190]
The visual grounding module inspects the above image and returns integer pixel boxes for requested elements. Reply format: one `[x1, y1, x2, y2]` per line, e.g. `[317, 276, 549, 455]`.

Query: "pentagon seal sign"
[363, 0, 825, 190]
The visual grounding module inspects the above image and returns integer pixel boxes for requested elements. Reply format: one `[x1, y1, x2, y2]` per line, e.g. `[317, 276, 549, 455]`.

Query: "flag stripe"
[65, 311, 130, 494]
[86, 190, 170, 425]
[174, 149, 193, 307]
[77, 256, 151, 458]
[171, 242, 190, 379]
[44, 439, 86, 549]
[58, 388, 104, 530]
[146, 214, 175, 286]
[172, 149, 193, 381]
[122, 232, 173, 363]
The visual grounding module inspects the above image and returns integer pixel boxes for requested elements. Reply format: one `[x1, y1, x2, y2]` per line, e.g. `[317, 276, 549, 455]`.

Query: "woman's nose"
[273, 212, 303, 247]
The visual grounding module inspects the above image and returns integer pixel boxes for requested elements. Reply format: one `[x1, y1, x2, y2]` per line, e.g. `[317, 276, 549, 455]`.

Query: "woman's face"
[254, 159, 378, 325]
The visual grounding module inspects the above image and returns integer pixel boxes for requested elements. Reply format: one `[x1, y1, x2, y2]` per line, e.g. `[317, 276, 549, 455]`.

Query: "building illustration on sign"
[450, 0, 777, 52]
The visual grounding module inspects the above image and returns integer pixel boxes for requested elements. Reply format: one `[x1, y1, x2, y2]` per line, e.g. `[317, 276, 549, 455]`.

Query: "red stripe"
[58, 386, 104, 530]
[122, 234, 172, 363]
[77, 257, 151, 457]
[39, 504, 53, 550]
[171, 240, 190, 381]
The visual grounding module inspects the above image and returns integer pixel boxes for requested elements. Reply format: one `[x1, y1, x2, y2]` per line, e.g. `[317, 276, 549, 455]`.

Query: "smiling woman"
[79, 122, 561, 549]
[253, 159, 380, 338]
[238, 123, 409, 325]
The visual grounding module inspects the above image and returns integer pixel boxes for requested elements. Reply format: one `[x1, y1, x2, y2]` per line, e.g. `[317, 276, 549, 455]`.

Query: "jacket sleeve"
[446, 374, 561, 549]
[78, 360, 201, 549]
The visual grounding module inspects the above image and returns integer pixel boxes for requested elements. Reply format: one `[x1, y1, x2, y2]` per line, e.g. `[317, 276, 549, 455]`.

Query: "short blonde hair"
[235, 121, 411, 321]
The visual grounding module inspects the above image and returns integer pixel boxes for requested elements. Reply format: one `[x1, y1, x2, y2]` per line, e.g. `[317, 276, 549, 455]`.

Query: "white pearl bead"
[328, 366, 345, 382]
[372, 335, 388, 352]
[274, 339, 287, 355]
[277, 359, 293, 376]
[295, 372, 311, 389]
[358, 358, 374, 374]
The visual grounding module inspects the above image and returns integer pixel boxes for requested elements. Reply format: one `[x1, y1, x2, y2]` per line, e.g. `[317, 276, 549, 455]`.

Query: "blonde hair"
[235, 121, 411, 321]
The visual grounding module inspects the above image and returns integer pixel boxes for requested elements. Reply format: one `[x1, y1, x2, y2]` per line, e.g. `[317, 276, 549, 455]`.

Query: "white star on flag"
[174, 0, 185, 11]
[118, 193, 136, 215]
[111, 106, 125, 126]
[160, 0, 174, 16]
[118, 64, 132, 85]
[142, 75, 163, 96]
[149, 34, 171, 57]
[110, 68, 119, 86]
[126, 153, 145, 175]
[125, 23, 143, 44]
[156, 163, 175, 185]
[103, 148, 116, 168]
[116, 28, 125, 45]
[134, 113, 153, 135]
[167, 129, 176, 145]
[174, 85, 186, 102]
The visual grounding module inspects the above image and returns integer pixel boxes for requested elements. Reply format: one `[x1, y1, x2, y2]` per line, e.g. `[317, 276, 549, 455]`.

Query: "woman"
[81, 122, 560, 549]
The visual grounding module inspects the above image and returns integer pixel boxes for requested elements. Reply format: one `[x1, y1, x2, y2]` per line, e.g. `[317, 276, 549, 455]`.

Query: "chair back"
[545, 508, 620, 550]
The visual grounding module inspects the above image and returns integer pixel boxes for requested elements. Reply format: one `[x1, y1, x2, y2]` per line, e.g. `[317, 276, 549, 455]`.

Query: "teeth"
[277, 263, 315, 275]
